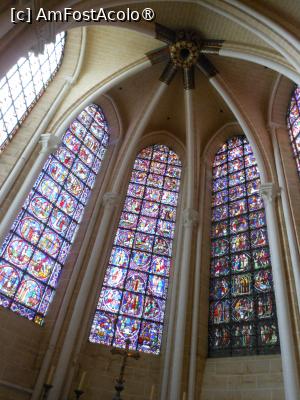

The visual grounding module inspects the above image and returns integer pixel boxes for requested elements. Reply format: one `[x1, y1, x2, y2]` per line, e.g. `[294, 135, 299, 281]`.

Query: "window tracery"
[0, 104, 109, 325]
[89, 144, 182, 354]
[208, 136, 279, 356]
[0, 32, 65, 153]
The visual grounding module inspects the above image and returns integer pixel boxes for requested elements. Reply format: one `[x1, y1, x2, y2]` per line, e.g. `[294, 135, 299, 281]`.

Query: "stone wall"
[201, 354, 283, 400]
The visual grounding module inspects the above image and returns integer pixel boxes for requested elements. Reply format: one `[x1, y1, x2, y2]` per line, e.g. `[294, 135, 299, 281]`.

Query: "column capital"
[102, 192, 121, 208]
[39, 133, 60, 154]
[182, 208, 199, 227]
[259, 182, 280, 203]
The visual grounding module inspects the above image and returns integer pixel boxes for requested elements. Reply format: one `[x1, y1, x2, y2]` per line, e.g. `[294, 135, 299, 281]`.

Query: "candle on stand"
[182, 392, 186, 400]
[150, 384, 155, 400]
[78, 371, 87, 390]
[46, 366, 55, 385]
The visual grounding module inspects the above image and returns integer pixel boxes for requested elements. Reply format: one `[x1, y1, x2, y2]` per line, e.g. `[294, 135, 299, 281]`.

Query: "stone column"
[260, 183, 300, 400]
[271, 125, 300, 312]
[48, 67, 177, 399]
[169, 68, 198, 399]
[48, 192, 121, 400]
[0, 132, 59, 242]
[169, 208, 198, 400]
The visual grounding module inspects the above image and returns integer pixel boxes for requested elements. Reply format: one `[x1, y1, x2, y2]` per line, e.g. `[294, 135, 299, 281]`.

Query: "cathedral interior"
[0, 1, 300, 399]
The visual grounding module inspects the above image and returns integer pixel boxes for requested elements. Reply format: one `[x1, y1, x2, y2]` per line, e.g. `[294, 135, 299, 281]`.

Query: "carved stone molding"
[102, 192, 121, 208]
[259, 182, 280, 203]
[182, 208, 199, 227]
[39, 132, 60, 154]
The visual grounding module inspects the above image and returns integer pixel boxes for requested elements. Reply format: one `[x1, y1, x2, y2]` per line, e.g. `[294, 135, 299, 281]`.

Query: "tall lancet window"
[287, 86, 300, 177]
[0, 104, 109, 325]
[0, 32, 65, 153]
[208, 136, 280, 357]
[89, 145, 182, 354]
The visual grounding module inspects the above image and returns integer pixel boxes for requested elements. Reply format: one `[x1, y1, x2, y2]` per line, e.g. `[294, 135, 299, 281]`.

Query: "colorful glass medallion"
[114, 316, 140, 349]
[211, 300, 230, 324]
[15, 276, 43, 310]
[65, 174, 84, 196]
[210, 278, 229, 300]
[211, 238, 228, 257]
[232, 297, 254, 321]
[212, 190, 228, 206]
[231, 274, 252, 296]
[153, 237, 172, 256]
[258, 322, 278, 345]
[232, 324, 254, 348]
[151, 256, 170, 276]
[143, 296, 165, 322]
[253, 248, 271, 269]
[147, 275, 168, 298]
[38, 178, 60, 203]
[49, 209, 70, 235]
[48, 161, 68, 183]
[212, 205, 228, 221]
[212, 221, 228, 238]
[0, 264, 21, 297]
[125, 271, 147, 293]
[251, 228, 267, 248]
[27, 250, 54, 282]
[254, 270, 272, 292]
[5, 238, 33, 267]
[231, 253, 250, 273]
[38, 229, 62, 257]
[229, 184, 246, 201]
[160, 205, 176, 221]
[104, 266, 127, 289]
[124, 197, 142, 214]
[211, 256, 230, 277]
[129, 251, 151, 272]
[257, 294, 273, 319]
[119, 213, 138, 230]
[137, 217, 157, 234]
[89, 311, 116, 344]
[230, 216, 248, 234]
[138, 321, 162, 354]
[98, 288, 122, 314]
[229, 199, 247, 217]
[18, 216, 43, 244]
[29, 196, 52, 222]
[114, 229, 134, 248]
[209, 326, 230, 349]
[110, 247, 130, 267]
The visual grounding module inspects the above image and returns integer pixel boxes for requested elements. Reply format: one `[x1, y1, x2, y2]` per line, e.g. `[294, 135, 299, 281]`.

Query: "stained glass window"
[208, 136, 280, 356]
[89, 145, 182, 354]
[0, 104, 109, 325]
[0, 32, 65, 153]
[287, 86, 300, 177]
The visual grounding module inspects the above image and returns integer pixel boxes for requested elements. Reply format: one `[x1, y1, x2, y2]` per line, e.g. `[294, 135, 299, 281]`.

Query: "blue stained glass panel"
[209, 136, 279, 356]
[90, 145, 181, 354]
[0, 104, 109, 324]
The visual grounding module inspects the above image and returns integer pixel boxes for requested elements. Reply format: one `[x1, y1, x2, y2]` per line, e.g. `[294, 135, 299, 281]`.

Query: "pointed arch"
[89, 144, 182, 354]
[0, 104, 109, 325]
[208, 135, 280, 356]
